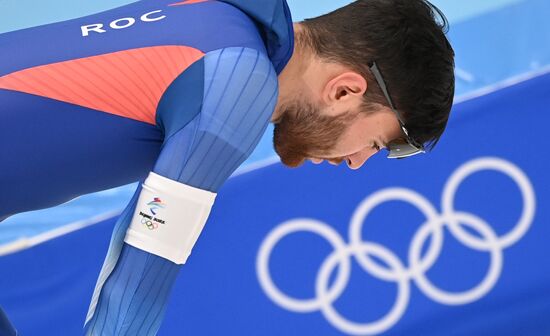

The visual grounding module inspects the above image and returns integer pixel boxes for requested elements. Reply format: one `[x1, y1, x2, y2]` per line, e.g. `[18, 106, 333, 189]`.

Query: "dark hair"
[301, 0, 455, 151]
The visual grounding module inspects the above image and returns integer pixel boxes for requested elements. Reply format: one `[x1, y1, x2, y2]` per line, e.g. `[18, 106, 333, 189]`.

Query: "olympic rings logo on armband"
[256, 157, 536, 336]
[141, 217, 159, 230]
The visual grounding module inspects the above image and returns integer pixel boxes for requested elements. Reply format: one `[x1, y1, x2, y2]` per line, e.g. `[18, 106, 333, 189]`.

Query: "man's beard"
[273, 100, 356, 168]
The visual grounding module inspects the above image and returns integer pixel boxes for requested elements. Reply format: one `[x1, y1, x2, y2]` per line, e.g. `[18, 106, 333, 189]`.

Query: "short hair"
[301, 0, 455, 151]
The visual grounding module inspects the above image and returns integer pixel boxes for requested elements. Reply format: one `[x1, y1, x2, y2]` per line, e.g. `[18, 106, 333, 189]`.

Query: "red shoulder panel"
[169, 0, 210, 6]
[0, 46, 205, 124]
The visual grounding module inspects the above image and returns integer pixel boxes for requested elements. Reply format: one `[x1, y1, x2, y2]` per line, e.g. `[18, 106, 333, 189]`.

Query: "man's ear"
[322, 71, 367, 105]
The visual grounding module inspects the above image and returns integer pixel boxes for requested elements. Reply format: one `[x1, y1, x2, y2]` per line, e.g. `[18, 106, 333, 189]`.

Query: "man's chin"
[276, 153, 307, 168]
[273, 122, 308, 168]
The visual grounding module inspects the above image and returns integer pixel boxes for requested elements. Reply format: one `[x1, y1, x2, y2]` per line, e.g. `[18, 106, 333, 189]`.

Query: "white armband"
[124, 172, 217, 264]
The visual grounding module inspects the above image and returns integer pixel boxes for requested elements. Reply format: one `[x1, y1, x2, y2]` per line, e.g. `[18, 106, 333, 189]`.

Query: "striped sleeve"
[84, 47, 278, 335]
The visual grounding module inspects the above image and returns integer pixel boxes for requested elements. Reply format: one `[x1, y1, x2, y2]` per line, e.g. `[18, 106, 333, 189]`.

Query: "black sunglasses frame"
[368, 62, 425, 159]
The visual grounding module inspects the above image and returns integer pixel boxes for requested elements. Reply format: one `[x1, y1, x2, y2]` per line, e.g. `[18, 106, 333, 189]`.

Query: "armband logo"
[147, 197, 166, 215]
[139, 197, 167, 230]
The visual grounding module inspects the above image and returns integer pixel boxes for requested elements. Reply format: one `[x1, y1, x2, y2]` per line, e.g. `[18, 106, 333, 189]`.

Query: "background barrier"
[1, 0, 549, 335]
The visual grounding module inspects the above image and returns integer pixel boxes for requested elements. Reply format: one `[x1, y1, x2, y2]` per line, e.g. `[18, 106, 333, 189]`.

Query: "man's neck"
[272, 23, 314, 122]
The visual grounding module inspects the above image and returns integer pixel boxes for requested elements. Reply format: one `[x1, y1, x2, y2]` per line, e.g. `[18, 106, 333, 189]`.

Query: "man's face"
[273, 28, 403, 169]
[273, 98, 402, 170]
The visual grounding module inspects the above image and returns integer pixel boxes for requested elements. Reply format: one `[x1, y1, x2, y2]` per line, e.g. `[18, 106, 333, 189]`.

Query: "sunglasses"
[368, 62, 425, 159]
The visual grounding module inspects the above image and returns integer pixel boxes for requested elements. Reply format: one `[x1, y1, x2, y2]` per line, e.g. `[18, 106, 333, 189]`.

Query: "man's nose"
[346, 148, 377, 170]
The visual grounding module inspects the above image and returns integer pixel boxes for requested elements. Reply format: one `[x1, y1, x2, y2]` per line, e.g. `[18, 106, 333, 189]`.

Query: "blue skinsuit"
[0, 0, 294, 334]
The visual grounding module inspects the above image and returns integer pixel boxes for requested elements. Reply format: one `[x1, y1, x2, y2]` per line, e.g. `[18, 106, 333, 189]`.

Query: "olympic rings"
[141, 216, 158, 230]
[256, 157, 536, 335]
